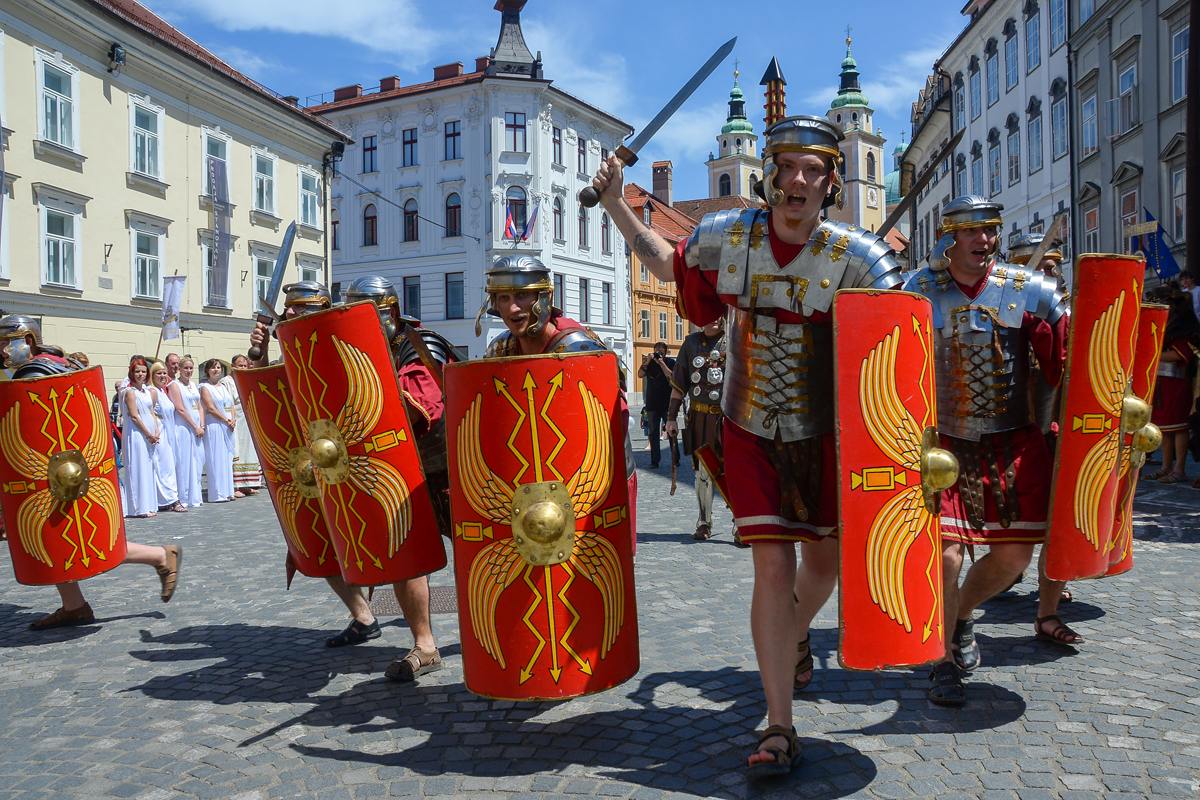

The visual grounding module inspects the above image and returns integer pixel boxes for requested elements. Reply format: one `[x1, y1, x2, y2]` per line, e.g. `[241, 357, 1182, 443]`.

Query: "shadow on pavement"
[0, 603, 165, 646]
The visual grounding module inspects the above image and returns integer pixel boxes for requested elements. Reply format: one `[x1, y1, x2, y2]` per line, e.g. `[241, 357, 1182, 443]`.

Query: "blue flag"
[1141, 208, 1180, 280]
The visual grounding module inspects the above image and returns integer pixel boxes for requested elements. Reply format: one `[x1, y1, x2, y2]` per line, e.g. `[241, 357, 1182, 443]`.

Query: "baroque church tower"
[706, 70, 761, 199]
[825, 35, 886, 232]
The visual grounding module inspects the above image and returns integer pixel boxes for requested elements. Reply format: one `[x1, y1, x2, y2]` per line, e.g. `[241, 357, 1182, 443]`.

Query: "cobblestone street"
[2, 419, 1199, 800]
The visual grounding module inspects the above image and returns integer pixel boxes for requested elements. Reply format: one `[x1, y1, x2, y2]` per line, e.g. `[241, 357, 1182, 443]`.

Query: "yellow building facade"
[0, 0, 346, 381]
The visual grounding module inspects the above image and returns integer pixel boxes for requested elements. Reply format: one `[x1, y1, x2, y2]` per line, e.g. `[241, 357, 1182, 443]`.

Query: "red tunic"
[1152, 338, 1194, 432]
[673, 213, 837, 543]
[938, 267, 1069, 546]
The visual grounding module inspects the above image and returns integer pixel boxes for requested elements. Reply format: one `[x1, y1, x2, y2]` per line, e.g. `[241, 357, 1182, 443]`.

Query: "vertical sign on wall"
[208, 155, 231, 307]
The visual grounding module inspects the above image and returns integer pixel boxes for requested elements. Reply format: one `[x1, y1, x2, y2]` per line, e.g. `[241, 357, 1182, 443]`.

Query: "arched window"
[601, 212, 611, 253]
[506, 186, 527, 237]
[866, 153, 877, 182]
[553, 197, 564, 240]
[403, 199, 419, 242]
[444, 193, 461, 238]
[735, 137, 742, 153]
[718, 173, 732, 197]
[363, 204, 377, 246]
[578, 204, 588, 247]
[838, 154, 847, 180]
[749, 173, 758, 192]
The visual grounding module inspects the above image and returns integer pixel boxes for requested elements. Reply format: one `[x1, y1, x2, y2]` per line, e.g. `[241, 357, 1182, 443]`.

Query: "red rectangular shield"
[834, 289, 945, 671]
[0, 366, 127, 585]
[1108, 303, 1168, 576]
[233, 363, 340, 581]
[1044, 254, 1145, 581]
[445, 351, 638, 700]
[277, 302, 446, 586]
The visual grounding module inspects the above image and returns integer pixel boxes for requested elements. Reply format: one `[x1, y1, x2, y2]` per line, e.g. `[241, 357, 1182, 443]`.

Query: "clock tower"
[706, 69, 761, 199]
[825, 34, 886, 232]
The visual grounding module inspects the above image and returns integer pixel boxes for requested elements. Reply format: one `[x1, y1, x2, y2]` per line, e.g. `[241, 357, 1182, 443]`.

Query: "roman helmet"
[0, 314, 43, 369]
[753, 115, 844, 210]
[282, 280, 333, 315]
[927, 195, 1005, 272]
[475, 255, 557, 338]
[342, 275, 418, 341]
[1007, 232, 1064, 273]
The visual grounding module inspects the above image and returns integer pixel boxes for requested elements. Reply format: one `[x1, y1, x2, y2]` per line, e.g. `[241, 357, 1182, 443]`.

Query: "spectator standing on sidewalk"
[638, 341, 678, 469]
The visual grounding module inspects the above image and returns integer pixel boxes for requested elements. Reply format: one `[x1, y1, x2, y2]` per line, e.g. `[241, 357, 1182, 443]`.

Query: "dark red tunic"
[1152, 339, 1194, 432]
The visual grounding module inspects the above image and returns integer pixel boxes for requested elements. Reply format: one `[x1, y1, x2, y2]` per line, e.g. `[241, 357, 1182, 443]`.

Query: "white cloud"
[210, 45, 281, 79]
[520, 20, 629, 121]
[801, 43, 953, 118]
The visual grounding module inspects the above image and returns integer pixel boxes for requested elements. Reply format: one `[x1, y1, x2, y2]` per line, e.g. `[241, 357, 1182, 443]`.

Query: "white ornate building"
[311, 0, 633, 360]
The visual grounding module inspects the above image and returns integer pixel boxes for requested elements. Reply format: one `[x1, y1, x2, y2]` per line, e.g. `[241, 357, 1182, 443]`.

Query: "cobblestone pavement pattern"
[2, 415, 1200, 800]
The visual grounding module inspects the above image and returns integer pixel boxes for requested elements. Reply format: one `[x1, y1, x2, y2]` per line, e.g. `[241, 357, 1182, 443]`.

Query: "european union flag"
[1140, 208, 1180, 280]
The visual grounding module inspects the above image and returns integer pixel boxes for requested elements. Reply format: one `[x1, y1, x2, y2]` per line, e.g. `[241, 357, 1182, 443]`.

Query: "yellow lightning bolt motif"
[540, 371, 567, 482]
[523, 372, 544, 483]
[494, 377, 530, 486]
[542, 565, 561, 682]
[519, 566, 547, 684]
[555, 561, 593, 675]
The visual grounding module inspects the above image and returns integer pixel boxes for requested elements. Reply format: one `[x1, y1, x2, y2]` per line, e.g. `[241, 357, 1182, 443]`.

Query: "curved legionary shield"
[277, 302, 447, 587]
[232, 363, 340, 581]
[1044, 254, 1145, 582]
[445, 351, 638, 701]
[1107, 303, 1168, 577]
[0, 366, 127, 585]
[834, 289, 948, 671]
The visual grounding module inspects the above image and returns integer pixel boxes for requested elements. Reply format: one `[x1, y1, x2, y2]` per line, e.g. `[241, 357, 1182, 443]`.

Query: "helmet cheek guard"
[477, 255, 556, 338]
[1, 337, 33, 369]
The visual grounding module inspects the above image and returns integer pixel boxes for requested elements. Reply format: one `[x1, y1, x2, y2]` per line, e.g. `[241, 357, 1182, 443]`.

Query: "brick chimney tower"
[652, 161, 674, 206]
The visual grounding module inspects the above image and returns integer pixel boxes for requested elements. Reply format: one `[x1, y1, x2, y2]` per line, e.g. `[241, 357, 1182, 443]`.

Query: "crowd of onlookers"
[110, 352, 263, 518]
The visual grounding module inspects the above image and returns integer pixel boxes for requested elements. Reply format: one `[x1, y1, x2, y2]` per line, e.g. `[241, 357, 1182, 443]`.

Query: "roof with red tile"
[672, 195, 761, 223]
[624, 183, 697, 243]
[85, 0, 347, 140]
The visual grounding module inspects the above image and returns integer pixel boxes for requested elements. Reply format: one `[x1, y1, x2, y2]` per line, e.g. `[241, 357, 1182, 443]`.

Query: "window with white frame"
[131, 100, 163, 179]
[675, 314, 683, 341]
[43, 206, 78, 288]
[504, 112, 526, 152]
[1080, 0, 1094, 24]
[602, 282, 612, 325]
[1025, 12, 1040, 72]
[658, 312, 668, 341]
[254, 255, 274, 306]
[1172, 166, 1186, 243]
[970, 66, 982, 119]
[1028, 111, 1043, 173]
[955, 86, 965, 131]
[554, 273, 564, 309]
[640, 263, 649, 283]
[1049, 0, 1065, 49]
[986, 50, 1000, 104]
[1173, 25, 1189, 105]
[203, 129, 230, 196]
[578, 277, 590, 323]
[989, 141, 1002, 195]
[253, 150, 276, 213]
[131, 228, 163, 300]
[1051, 95, 1068, 159]
[956, 163, 967, 197]
[1119, 186, 1139, 254]
[402, 128, 418, 167]
[39, 55, 76, 149]
[1083, 206, 1099, 252]
[299, 169, 320, 228]
[1107, 63, 1139, 137]
[446, 272, 465, 319]
[1081, 94, 1097, 156]
[1004, 34, 1019, 90]
[639, 309, 650, 339]
[297, 257, 321, 284]
[553, 197, 564, 240]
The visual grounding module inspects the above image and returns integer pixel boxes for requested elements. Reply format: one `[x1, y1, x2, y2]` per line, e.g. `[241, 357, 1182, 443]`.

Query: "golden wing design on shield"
[566, 381, 613, 519]
[80, 389, 122, 547]
[457, 393, 514, 525]
[349, 455, 411, 556]
[275, 482, 310, 559]
[332, 336, 383, 447]
[245, 391, 308, 556]
[245, 392, 291, 474]
[0, 402, 55, 567]
[467, 537, 526, 668]
[1075, 291, 1128, 548]
[859, 325, 932, 631]
[570, 531, 626, 656]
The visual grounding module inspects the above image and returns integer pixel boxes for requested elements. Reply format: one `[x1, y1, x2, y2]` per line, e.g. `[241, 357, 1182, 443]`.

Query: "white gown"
[153, 384, 179, 507]
[123, 385, 159, 517]
[174, 381, 205, 508]
[201, 381, 236, 502]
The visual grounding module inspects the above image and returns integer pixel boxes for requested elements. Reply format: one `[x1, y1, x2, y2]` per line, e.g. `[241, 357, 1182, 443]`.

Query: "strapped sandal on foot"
[692, 523, 712, 541]
[157, 545, 182, 602]
[951, 617, 980, 671]
[746, 724, 801, 783]
[794, 634, 814, 692]
[385, 646, 444, 681]
[30, 603, 95, 630]
[1160, 471, 1188, 484]
[732, 528, 750, 548]
[1035, 614, 1083, 647]
[927, 661, 966, 707]
[1145, 468, 1169, 480]
[325, 619, 380, 648]
[1060, 588, 1073, 603]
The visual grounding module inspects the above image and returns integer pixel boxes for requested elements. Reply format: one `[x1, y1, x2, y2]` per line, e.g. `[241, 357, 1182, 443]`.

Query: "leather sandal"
[951, 616, 980, 671]
[927, 661, 966, 707]
[794, 634, 814, 692]
[30, 603, 95, 630]
[746, 724, 801, 783]
[1159, 471, 1188, 484]
[325, 619, 381, 648]
[1145, 468, 1169, 480]
[385, 645, 443, 681]
[692, 523, 712, 541]
[157, 545, 182, 603]
[1035, 614, 1084, 647]
[732, 528, 750, 549]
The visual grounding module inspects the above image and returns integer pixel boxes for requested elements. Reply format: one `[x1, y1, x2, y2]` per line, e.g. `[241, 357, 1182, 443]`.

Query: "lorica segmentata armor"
[685, 208, 901, 442]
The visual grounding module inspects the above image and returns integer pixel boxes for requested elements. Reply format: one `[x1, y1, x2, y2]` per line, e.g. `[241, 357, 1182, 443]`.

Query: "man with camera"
[637, 342, 678, 469]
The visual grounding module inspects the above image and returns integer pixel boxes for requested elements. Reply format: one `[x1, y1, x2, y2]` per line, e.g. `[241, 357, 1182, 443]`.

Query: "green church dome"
[721, 72, 755, 135]
[830, 39, 869, 110]
[884, 168, 902, 206]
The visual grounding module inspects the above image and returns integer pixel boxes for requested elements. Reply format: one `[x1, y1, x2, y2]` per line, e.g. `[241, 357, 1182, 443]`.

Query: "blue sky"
[141, 0, 970, 201]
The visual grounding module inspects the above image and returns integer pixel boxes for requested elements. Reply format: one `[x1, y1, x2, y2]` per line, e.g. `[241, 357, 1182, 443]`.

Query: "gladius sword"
[578, 36, 737, 209]
[1021, 210, 1069, 274]
[247, 220, 297, 362]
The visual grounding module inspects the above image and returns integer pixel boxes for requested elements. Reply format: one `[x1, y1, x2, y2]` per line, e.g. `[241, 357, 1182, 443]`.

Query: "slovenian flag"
[504, 205, 518, 239]
[520, 199, 540, 241]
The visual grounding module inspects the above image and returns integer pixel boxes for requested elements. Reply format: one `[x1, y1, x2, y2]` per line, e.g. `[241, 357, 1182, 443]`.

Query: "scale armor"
[685, 209, 900, 442]
[904, 259, 1067, 441]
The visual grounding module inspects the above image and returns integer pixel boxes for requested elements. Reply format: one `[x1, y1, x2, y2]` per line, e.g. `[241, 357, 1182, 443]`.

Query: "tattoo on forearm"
[633, 231, 662, 261]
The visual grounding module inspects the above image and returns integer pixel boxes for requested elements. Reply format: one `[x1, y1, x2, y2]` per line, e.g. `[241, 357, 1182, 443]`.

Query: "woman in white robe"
[150, 362, 186, 512]
[221, 354, 262, 497]
[170, 358, 205, 508]
[123, 359, 160, 518]
[200, 359, 236, 503]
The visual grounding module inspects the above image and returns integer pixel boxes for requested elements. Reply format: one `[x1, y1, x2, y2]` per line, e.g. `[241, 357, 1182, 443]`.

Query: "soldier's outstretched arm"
[593, 156, 674, 283]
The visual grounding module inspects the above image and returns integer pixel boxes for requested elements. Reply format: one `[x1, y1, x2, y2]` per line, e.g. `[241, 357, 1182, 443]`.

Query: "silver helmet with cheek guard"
[928, 195, 1005, 272]
[753, 115, 845, 210]
[476, 255, 558, 338]
[0, 314, 43, 369]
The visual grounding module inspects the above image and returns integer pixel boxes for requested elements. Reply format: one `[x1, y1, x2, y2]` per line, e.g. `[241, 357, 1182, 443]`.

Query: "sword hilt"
[578, 145, 638, 209]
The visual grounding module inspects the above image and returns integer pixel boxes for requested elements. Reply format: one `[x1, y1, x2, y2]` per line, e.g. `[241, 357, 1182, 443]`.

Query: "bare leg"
[958, 543, 1035, 618]
[1162, 435, 1177, 475]
[941, 542, 965, 662]
[324, 575, 376, 625]
[1172, 431, 1189, 475]
[1035, 546, 1066, 620]
[793, 536, 839, 684]
[393, 576, 436, 651]
[55, 582, 87, 611]
[123, 542, 167, 568]
[747, 541, 797, 767]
